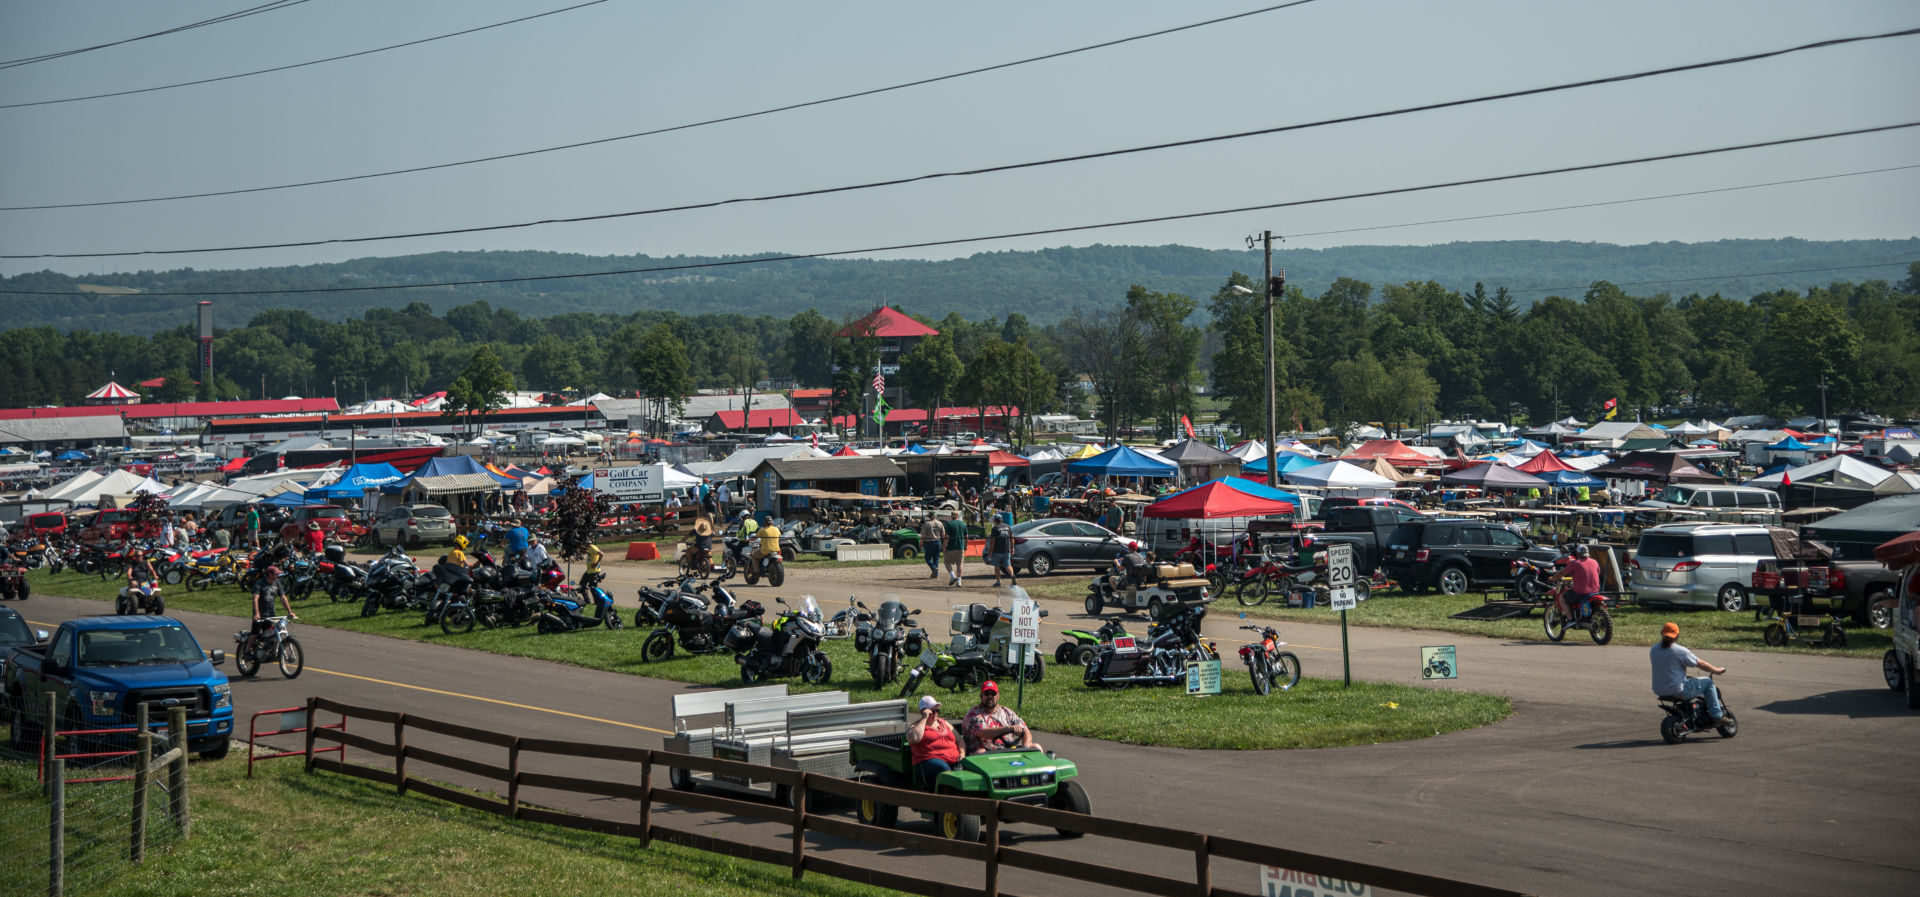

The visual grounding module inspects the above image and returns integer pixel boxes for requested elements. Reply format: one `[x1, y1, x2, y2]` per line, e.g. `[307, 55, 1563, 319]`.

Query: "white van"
[1629, 523, 1779, 612]
[1637, 484, 1781, 524]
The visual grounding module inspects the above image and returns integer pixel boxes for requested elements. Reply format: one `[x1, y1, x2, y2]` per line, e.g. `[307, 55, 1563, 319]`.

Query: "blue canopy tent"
[387, 455, 518, 493]
[1242, 452, 1320, 475]
[1533, 469, 1603, 488]
[1066, 444, 1177, 478]
[1765, 437, 1812, 451]
[56, 450, 89, 461]
[304, 463, 406, 501]
[1162, 476, 1300, 506]
[260, 490, 308, 507]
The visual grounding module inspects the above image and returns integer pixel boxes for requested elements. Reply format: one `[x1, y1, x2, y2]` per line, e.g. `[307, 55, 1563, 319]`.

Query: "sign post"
[1326, 542, 1357, 687]
[1009, 596, 1041, 710]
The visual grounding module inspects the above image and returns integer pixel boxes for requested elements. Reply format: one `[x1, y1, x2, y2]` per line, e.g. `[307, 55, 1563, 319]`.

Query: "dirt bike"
[1236, 625, 1301, 695]
[1542, 585, 1614, 645]
[233, 615, 304, 679]
[1658, 671, 1737, 744]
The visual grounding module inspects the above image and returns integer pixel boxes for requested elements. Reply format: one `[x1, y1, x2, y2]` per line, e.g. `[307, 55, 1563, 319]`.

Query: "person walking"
[244, 504, 261, 548]
[919, 514, 943, 580]
[988, 514, 1016, 588]
[942, 509, 969, 589]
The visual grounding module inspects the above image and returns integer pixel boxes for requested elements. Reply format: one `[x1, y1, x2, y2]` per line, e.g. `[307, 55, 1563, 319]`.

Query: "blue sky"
[1, 0, 1915, 278]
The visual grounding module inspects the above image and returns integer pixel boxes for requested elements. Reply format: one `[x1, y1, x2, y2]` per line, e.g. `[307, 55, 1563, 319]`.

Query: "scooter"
[1658, 672, 1738, 743]
[533, 576, 623, 634]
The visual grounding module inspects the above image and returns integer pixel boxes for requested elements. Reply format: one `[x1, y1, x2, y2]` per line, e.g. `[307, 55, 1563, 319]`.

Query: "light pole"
[1242, 232, 1282, 484]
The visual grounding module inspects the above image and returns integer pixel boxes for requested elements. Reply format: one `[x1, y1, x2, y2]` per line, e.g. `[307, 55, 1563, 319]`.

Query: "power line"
[10, 24, 1914, 258]
[3, 122, 1914, 294]
[0, 0, 311, 71]
[0, 0, 612, 110]
[0, 0, 1324, 210]
[1505, 261, 1914, 296]
[1284, 163, 1920, 240]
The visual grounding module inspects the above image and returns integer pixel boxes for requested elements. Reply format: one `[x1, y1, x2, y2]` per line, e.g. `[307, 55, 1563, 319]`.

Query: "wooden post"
[302, 697, 318, 773]
[49, 758, 64, 897]
[984, 805, 1001, 897]
[167, 706, 189, 838]
[41, 692, 57, 793]
[790, 772, 807, 881]
[393, 713, 408, 796]
[637, 755, 653, 849]
[131, 727, 151, 864]
[506, 738, 521, 820]
[1193, 832, 1211, 897]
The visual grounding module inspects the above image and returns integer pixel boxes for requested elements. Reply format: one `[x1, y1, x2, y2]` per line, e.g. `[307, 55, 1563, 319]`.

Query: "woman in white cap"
[906, 694, 962, 783]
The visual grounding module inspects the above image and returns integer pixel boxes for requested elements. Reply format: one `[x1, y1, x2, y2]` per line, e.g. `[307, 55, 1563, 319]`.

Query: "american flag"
[872, 370, 886, 394]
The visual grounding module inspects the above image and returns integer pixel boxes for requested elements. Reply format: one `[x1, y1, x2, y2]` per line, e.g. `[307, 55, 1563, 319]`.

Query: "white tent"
[267, 436, 333, 454]
[133, 476, 171, 494]
[40, 470, 105, 503]
[344, 399, 413, 415]
[1507, 439, 1549, 459]
[704, 445, 830, 480]
[1280, 460, 1397, 497]
[1746, 454, 1912, 492]
[1226, 440, 1267, 463]
[1562, 453, 1612, 471]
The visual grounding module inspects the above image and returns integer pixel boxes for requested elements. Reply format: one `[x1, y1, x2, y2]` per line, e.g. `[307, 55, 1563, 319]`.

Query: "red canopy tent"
[1513, 451, 1580, 474]
[1341, 439, 1434, 467]
[985, 450, 1029, 467]
[832, 445, 860, 457]
[1874, 530, 1920, 570]
[1144, 480, 1293, 519]
[219, 456, 248, 473]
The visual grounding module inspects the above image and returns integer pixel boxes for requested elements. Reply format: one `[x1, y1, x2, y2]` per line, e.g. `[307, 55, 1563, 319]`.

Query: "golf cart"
[848, 715, 1089, 842]
[1084, 559, 1211, 616]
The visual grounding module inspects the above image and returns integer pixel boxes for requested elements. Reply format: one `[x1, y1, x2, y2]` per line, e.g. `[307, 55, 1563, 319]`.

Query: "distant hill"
[4, 238, 1913, 334]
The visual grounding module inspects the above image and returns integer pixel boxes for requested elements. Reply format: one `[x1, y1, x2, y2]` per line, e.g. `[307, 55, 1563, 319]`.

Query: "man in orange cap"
[1650, 621, 1727, 722]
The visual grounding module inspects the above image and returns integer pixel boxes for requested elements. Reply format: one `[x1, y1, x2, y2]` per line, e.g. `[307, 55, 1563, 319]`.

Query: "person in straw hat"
[688, 516, 715, 575]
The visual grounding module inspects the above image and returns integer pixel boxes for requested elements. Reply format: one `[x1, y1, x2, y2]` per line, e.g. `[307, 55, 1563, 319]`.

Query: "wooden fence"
[300, 696, 1533, 897]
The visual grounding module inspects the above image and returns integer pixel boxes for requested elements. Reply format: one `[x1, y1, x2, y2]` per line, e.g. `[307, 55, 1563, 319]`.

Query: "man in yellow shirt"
[753, 517, 782, 565]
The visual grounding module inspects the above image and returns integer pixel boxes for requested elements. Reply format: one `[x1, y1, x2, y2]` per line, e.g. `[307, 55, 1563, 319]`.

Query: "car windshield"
[77, 626, 204, 666]
[0, 613, 33, 647]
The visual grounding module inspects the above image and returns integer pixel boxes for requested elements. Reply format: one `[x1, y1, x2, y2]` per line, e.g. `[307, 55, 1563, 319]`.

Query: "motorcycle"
[853, 597, 925, 687]
[473, 587, 540, 629]
[731, 595, 832, 685]
[640, 583, 762, 661]
[359, 547, 422, 617]
[116, 579, 165, 615]
[1658, 672, 1738, 743]
[739, 543, 786, 588]
[899, 596, 1046, 695]
[1542, 583, 1614, 645]
[233, 615, 304, 679]
[184, 550, 248, 592]
[533, 574, 623, 634]
[1511, 556, 1559, 602]
[1237, 625, 1301, 695]
[1053, 618, 1132, 667]
[1421, 654, 1453, 679]
[1082, 599, 1217, 689]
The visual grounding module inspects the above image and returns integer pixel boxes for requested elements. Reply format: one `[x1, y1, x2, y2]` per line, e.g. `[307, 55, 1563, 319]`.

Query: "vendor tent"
[1158, 439, 1240, 484]
[1588, 451, 1722, 484]
[985, 450, 1030, 468]
[1802, 494, 1920, 554]
[1144, 478, 1296, 518]
[1280, 460, 1396, 496]
[1534, 468, 1604, 488]
[832, 445, 860, 457]
[1069, 443, 1106, 460]
[40, 470, 105, 502]
[1341, 439, 1433, 467]
[304, 463, 406, 501]
[1243, 451, 1320, 475]
[1440, 463, 1549, 490]
[1746, 454, 1912, 510]
[1066, 444, 1177, 478]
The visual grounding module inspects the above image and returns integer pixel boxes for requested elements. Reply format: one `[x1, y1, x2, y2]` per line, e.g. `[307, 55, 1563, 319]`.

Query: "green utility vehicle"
[848, 729, 1090, 842]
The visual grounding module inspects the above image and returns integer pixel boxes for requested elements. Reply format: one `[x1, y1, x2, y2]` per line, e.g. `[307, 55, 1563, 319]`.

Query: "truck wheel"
[198, 738, 231, 761]
[8, 696, 39, 750]
[1884, 650, 1906, 691]
[1049, 780, 1091, 838]
[1863, 590, 1894, 629]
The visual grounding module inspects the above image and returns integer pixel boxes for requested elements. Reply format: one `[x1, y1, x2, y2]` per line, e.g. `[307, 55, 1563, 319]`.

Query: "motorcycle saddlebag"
[724, 621, 759, 653]
[324, 543, 347, 564]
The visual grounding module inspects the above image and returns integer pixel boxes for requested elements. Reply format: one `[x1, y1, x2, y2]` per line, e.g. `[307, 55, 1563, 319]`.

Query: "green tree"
[1206, 273, 1267, 436]
[441, 345, 515, 434]
[523, 334, 585, 394]
[899, 332, 963, 414]
[629, 323, 692, 436]
[785, 309, 837, 387]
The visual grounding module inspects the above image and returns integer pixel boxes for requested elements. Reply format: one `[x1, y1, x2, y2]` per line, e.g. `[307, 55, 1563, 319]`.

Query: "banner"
[871, 370, 886, 394]
[1181, 415, 1196, 439]
[1603, 397, 1619, 420]
[870, 397, 889, 425]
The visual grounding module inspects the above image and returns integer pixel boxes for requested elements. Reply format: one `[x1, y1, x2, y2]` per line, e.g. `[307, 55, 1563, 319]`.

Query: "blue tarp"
[1242, 452, 1319, 474]
[1065, 444, 1177, 478]
[304, 463, 406, 500]
[1163, 476, 1300, 506]
[1534, 469, 1603, 488]
[56, 450, 88, 461]
[1766, 437, 1812, 451]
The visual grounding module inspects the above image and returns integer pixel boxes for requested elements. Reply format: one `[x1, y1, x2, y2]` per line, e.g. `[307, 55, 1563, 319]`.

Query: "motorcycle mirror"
[1037, 608, 1049, 617]
[856, 601, 868, 609]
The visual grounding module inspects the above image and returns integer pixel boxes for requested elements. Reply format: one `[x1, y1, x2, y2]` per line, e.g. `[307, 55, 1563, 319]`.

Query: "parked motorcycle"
[853, 597, 924, 687]
[233, 615, 304, 679]
[1237, 625, 1301, 695]
[116, 580, 165, 615]
[359, 547, 422, 617]
[184, 550, 248, 592]
[640, 583, 762, 661]
[731, 595, 832, 685]
[899, 596, 1047, 695]
[533, 576, 623, 634]
[1053, 618, 1132, 667]
[1658, 672, 1738, 743]
[1082, 599, 1216, 689]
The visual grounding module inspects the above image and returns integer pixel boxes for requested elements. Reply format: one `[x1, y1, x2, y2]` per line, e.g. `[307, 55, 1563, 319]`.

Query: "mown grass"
[29, 570, 1510, 750]
[1017, 575, 1886, 659]
[0, 755, 906, 897]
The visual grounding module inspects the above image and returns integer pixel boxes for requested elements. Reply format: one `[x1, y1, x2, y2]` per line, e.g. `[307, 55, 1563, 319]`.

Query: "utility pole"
[1817, 376, 1830, 433]
[1247, 231, 1281, 484]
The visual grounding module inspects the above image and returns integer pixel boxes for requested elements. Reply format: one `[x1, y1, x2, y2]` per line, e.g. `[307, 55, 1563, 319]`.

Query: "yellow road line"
[303, 667, 672, 735]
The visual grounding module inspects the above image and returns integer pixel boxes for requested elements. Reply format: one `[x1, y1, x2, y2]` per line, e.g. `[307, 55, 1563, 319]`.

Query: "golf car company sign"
[1259, 867, 1370, 897]
[592, 465, 663, 502]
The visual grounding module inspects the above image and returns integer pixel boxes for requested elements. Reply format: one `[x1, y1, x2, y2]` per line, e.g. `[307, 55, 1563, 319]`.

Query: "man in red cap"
[961, 680, 1041, 754]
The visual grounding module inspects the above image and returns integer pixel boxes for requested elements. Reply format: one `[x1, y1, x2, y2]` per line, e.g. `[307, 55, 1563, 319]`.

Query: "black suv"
[1383, 520, 1560, 594]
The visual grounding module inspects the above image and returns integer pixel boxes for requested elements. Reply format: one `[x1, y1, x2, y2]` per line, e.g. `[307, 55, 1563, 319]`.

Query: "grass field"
[27, 570, 1510, 751]
[0, 756, 905, 897]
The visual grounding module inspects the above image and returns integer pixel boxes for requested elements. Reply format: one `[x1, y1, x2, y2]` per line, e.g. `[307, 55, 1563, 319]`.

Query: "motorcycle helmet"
[453, 534, 470, 552]
[539, 566, 565, 589]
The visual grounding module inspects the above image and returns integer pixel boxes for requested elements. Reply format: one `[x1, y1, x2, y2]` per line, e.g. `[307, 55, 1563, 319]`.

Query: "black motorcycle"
[1658, 672, 1738, 744]
[853, 597, 925, 687]
[898, 598, 1046, 696]
[1511, 556, 1559, 602]
[731, 595, 832, 685]
[1083, 599, 1217, 689]
[473, 587, 540, 629]
[359, 547, 422, 617]
[640, 583, 762, 662]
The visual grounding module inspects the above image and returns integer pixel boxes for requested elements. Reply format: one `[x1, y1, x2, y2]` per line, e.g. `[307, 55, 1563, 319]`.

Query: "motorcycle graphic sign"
[1420, 645, 1457, 680]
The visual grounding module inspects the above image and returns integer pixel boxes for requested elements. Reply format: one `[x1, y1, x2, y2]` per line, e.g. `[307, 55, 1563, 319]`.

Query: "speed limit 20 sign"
[1326, 542, 1357, 610]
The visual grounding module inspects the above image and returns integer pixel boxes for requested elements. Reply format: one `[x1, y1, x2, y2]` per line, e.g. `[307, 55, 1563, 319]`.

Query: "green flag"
[870, 397, 890, 425]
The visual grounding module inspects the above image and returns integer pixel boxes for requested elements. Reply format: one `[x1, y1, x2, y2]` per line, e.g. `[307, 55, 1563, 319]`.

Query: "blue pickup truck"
[4, 615, 234, 760]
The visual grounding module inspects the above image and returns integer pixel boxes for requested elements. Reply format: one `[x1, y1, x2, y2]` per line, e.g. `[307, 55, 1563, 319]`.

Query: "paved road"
[20, 559, 1918, 897]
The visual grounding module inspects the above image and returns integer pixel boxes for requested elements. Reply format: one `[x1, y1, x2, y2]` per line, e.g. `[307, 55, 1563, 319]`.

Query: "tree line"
[0, 263, 1912, 435]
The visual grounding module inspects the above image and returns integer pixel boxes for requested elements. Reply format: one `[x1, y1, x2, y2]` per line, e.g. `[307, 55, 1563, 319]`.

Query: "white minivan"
[1637, 485, 1781, 524]
[1629, 523, 1779, 612]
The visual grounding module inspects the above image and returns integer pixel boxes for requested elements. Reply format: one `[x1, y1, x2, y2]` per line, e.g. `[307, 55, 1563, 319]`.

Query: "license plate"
[1648, 571, 1666, 581]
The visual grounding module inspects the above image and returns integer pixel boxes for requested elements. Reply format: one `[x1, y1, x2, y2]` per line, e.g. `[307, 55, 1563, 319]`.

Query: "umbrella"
[1874, 530, 1920, 569]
